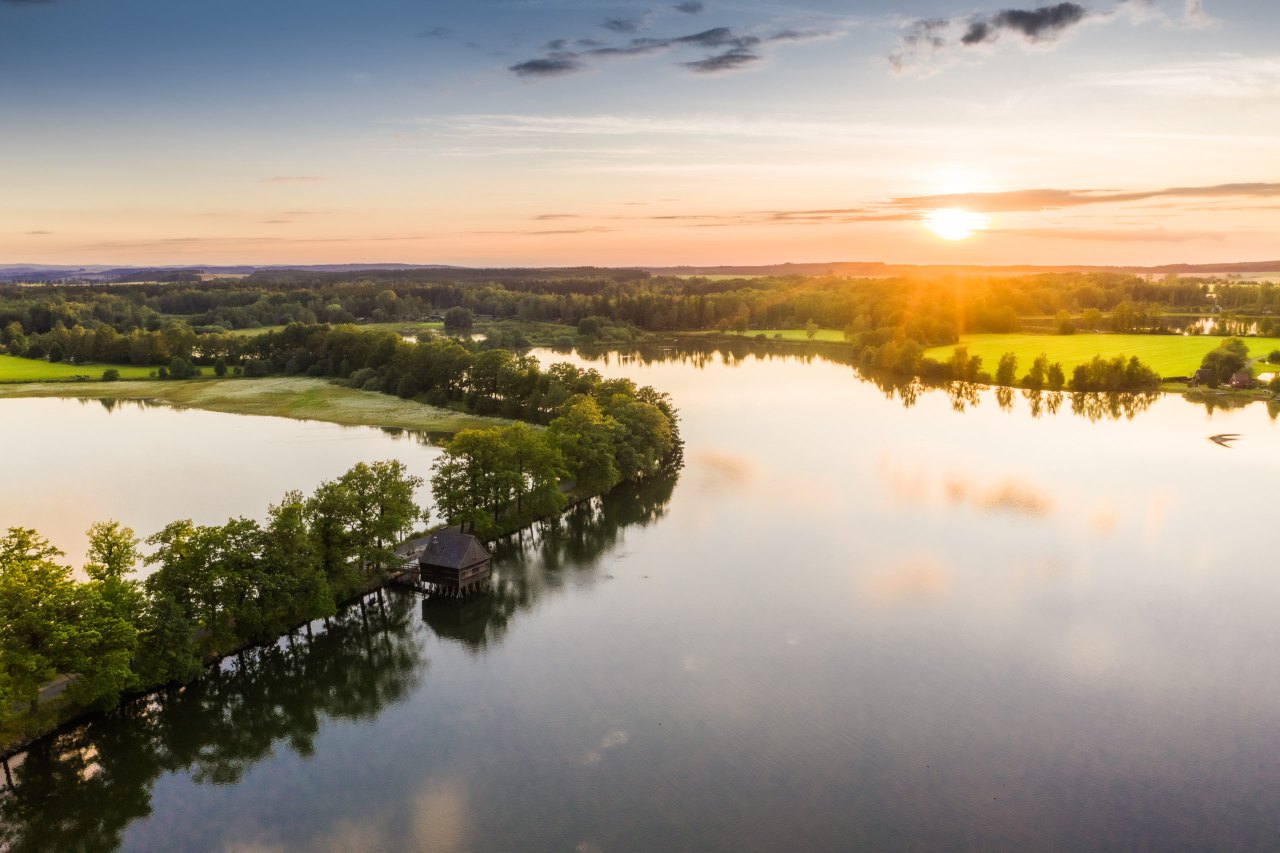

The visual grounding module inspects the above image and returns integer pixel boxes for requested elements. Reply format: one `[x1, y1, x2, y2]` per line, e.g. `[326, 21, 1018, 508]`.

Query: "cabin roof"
[421, 531, 490, 570]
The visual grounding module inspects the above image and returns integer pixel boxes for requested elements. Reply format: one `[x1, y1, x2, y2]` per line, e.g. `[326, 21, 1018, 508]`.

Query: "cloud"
[890, 1, 1208, 75]
[2, 0, 57, 5]
[510, 57, 583, 78]
[1078, 56, 1280, 99]
[976, 3, 1089, 44]
[511, 24, 837, 79]
[1183, 0, 1216, 28]
[996, 227, 1227, 242]
[889, 182, 1280, 213]
[418, 26, 453, 40]
[674, 1, 705, 12]
[683, 47, 760, 73]
[602, 13, 651, 34]
[260, 175, 326, 184]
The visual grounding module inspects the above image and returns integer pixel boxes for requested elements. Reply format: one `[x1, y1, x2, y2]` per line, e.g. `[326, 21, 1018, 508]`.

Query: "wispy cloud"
[1078, 55, 1280, 99]
[511, 181, 1280, 233]
[890, 1, 1214, 76]
[674, 1, 705, 13]
[602, 12, 653, 34]
[1183, 0, 1217, 28]
[889, 182, 1280, 213]
[511, 23, 840, 79]
[260, 176, 326, 184]
[426, 113, 907, 141]
[995, 226, 1228, 242]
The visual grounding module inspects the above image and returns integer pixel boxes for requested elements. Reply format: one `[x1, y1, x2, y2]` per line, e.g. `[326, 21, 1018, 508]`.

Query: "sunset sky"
[2, 0, 1277, 267]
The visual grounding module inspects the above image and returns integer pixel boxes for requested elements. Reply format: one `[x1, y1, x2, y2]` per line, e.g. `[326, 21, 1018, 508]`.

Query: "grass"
[226, 321, 446, 338]
[681, 328, 847, 343]
[925, 333, 1280, 378]
[0, 355, 155, 382]
[0, 376, 509, 433]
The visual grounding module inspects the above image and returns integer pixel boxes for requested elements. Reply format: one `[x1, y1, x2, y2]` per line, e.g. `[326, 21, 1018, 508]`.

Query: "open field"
[683, 328, 847, 343]
[926, 334, 1280, 378]
[0, 376, 508, 433]
[0, 355, 154, 382]
[226, 321, 446, 337]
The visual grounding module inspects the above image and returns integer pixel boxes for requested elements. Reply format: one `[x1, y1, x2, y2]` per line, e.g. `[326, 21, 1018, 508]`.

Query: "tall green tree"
[0, 529, 77, 716]
[548, 397, 622, 494]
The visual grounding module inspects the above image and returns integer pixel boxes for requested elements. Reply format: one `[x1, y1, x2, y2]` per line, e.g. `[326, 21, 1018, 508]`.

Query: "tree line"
[0, 461, 422, 722]
[4, 270, 1275, 347]
[432, 387, 679, 538]
[1, 372, 682, 725]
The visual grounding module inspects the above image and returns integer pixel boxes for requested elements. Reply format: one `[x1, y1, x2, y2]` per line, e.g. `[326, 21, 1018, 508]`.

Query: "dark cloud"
[418, 26, 454, 40]
[512, 25, 825, 79]
[602, 13, 651, 34]
[969, 3, 1090, 45]
[674, 1, 705, 12]
[510, 56, 584, 78]
[684, 48, 760, 73]
[892, 2, 1097, 74]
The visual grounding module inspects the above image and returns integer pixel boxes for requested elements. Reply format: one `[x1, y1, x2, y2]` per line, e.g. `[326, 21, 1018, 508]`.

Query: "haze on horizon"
[2, 0, 1277, 268]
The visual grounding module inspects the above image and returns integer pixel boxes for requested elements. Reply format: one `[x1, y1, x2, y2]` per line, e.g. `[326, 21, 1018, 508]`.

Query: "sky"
[1, 0, 1278, 267]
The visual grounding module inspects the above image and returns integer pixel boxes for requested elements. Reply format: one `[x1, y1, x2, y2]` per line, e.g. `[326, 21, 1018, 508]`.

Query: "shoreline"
[0, 481, 610, 761]
[0, 376, 509, 434]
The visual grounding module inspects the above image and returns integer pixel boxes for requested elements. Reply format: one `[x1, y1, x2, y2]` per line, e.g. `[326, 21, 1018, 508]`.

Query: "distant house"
[1190, 367, 1215, 386]
[1230, 370, 1254, 390]
[419, 532, 491, 598]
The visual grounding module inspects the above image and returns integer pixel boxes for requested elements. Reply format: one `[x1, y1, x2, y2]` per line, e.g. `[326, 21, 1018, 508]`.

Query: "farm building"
[1230, 370, 1254, 389]
[419, 532, 492, 598]
[1190, 367, 1214, 386]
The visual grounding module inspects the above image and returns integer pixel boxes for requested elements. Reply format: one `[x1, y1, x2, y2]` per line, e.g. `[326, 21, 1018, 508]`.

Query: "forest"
[1, 269, 1275, 393]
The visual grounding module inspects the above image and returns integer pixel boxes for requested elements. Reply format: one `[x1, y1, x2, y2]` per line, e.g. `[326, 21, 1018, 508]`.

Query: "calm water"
[4, 349, 1280, 852]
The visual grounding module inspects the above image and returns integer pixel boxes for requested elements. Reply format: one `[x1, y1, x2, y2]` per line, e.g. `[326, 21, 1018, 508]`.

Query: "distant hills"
[2, 260, 1278, 283]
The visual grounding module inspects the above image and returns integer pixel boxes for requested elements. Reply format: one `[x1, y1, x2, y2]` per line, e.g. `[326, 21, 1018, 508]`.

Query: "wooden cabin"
[419, 532, 491, 598]
[1230, 370, 1254, 390]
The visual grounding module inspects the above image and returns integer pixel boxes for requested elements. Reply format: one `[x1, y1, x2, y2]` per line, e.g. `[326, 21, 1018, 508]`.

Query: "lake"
[3, 347, 1280, 852]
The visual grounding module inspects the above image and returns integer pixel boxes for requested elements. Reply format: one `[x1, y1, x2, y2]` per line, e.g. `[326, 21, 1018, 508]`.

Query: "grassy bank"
[682, 328, 848, 343]
[926, 333, 1280, 378]
[0, 354, 154, 382]
[227, 320, 446, 338]
[0, 376, 508, 433]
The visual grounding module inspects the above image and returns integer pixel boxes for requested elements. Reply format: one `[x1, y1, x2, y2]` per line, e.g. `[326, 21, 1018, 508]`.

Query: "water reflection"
[0, 592, 421, 853]
[571, 342, 1176, 422]
[421, 473, 677, 652]
[0, 474, 677, 852]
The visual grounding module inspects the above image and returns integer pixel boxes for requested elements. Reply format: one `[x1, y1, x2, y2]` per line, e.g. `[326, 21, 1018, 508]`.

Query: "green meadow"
[0, 376, 507, 433]
[687, 328, 848, 343]
[926, 334, 1280, 378]
[0, 355, 154, 382]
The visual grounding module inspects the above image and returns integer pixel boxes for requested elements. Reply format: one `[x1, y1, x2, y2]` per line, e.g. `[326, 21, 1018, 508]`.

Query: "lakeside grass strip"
[0, 376, 509, 433]
[926, 333, 1280, 378]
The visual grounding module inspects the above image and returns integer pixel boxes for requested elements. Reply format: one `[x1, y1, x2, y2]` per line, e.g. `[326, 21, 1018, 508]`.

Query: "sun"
[923, 208, 989, 241]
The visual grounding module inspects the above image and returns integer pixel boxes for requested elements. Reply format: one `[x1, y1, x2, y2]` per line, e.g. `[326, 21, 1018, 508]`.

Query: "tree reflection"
[420, 471, 677, 652]
[0, 593, 421, 852]
[0, 473, 678, 851]
[566, 343, 1219, 424]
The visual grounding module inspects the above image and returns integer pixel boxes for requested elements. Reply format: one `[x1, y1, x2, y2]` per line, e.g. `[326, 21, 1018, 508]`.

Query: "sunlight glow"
[923, 208, 990, 241]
